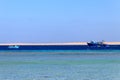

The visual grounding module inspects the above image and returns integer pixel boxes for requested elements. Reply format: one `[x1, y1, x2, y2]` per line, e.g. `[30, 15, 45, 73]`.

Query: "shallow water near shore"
[0, 50, 120, 80]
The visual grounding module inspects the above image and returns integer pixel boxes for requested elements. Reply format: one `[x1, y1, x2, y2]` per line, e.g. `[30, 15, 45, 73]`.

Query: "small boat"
[8, 45, 20, 49]
[87, 41, 106, 47]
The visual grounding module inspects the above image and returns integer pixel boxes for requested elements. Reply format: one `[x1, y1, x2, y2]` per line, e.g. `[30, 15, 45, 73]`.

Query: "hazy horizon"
[0, 0, 120, 43]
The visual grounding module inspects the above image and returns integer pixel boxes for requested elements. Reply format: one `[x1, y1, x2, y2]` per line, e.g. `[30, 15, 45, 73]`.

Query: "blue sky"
[0, 0, 120, 43]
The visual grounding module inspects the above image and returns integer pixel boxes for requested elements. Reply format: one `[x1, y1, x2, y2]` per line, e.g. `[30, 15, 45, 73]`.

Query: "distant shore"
[0, 42, 120, 45]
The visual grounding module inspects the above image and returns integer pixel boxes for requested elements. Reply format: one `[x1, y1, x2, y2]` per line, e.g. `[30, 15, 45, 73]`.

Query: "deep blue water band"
[0, 45, 120, 50]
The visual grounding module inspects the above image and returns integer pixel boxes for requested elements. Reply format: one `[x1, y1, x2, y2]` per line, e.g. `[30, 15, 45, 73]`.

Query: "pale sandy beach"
[0, 42, 120, 45]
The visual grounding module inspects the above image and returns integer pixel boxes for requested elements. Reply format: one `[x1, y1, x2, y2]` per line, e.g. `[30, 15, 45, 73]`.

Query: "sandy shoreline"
[0, 42, 119, 45]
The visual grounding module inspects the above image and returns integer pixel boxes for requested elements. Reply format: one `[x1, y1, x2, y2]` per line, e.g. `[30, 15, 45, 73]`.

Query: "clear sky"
[0, 0, 120, 43]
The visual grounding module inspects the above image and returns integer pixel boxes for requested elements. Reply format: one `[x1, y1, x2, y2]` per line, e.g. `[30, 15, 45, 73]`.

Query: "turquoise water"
[0, 50, 120, 80]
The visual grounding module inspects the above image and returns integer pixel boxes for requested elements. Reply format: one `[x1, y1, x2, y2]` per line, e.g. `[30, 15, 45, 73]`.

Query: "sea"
[0, 50, 120, 80]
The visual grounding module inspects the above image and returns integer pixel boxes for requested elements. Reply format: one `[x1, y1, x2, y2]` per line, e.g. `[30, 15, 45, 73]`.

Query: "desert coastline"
[0, 42, 120, 45]
[104, 42, 120, 45]
[0, 42, 87, 46]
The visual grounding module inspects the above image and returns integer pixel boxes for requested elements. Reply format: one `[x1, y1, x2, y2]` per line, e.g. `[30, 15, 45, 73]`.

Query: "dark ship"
[87, 41, 107, 47]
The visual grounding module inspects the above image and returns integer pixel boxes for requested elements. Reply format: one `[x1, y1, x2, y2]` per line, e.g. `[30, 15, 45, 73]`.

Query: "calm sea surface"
[0, 50, 120, 80]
